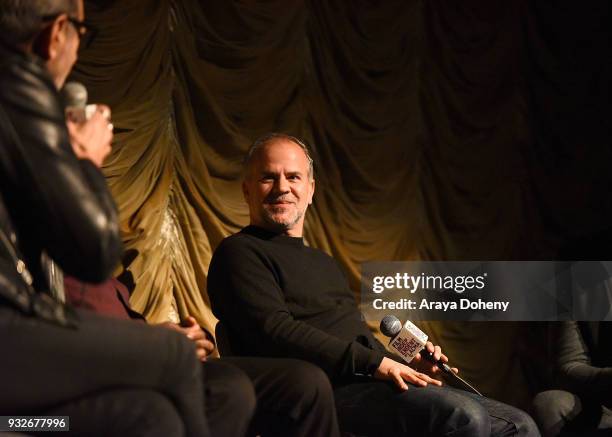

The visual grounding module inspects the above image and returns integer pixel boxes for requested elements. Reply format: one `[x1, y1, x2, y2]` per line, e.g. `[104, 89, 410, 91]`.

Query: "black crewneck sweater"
[208, 225, 386, 382]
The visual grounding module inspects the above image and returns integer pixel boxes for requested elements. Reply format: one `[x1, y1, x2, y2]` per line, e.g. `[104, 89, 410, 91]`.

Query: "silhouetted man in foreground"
[0, 1, 208, 434]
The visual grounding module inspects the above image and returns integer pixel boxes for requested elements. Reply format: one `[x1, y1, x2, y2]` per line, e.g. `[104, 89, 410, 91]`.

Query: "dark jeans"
[0, 306, 209, 437]
[334, 380, 540, 437]
[532, 390, 612, 437]
[214, 356, 341, 437]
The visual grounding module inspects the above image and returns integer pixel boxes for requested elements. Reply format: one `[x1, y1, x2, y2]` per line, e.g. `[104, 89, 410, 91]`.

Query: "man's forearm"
[558, 362, 612, 403]
[555, 321, 612, 403]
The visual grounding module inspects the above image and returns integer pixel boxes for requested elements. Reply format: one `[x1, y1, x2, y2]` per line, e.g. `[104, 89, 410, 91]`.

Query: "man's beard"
[261, 205, 304, 233]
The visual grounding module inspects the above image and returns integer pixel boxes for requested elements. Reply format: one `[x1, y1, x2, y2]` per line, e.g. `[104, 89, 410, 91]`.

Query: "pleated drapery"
[72, 0, 611, 404]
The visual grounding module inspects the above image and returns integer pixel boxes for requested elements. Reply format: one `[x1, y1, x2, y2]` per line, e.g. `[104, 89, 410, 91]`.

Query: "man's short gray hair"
[244, 133, 314, 180]
[0, 0, 78, 47]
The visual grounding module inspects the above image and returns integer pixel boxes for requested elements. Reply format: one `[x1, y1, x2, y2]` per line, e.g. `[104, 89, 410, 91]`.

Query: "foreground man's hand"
[374, 357, 443, 391]
[161, 316, 215, 362]
[66, 104, 113, 168]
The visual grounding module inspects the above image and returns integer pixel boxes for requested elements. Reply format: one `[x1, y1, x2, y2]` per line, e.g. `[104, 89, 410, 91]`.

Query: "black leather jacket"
[0, 45, 122, 326]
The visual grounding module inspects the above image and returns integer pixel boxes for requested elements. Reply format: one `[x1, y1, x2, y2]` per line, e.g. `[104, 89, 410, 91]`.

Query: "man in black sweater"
[208, 132, 541, 436]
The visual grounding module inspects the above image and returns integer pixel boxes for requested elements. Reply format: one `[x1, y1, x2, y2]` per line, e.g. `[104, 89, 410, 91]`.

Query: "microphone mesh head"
[61, 81, 88, 108]
[380, 315, 402, 337]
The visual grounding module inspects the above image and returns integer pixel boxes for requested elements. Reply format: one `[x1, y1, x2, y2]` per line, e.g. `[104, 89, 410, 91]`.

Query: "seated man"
[208, 132, 541, 437]
[532, 321, 612, 437]
[0, 1, 208, 434]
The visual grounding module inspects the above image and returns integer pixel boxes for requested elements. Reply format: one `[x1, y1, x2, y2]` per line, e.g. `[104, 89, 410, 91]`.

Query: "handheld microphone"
[380, 315, 482, 396]
[61, 81, 97, 122]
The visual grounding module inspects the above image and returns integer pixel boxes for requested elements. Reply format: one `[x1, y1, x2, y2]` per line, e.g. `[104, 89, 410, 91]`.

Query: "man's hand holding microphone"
[376, 315, 481, 395]
[62, 81, 113, 168]
[374, 342, 457, 391]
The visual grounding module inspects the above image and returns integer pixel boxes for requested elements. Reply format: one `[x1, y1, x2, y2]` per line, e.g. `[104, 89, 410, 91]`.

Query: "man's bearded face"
[243, 139, 314, 236]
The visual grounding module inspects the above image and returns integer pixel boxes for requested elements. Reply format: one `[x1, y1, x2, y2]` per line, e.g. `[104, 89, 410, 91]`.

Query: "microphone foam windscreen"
[380, 315, 402, 337]
[61, 81, 88, 108]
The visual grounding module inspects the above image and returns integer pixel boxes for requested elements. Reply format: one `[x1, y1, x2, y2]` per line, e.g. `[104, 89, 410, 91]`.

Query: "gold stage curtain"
[72, 0, 611, 405]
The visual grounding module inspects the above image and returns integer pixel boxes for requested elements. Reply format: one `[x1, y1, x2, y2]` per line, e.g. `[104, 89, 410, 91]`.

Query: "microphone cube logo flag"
[389, 320, 428, 363]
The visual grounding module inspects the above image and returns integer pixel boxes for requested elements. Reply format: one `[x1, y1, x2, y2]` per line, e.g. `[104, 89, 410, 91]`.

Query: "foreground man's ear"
[33, 14, 68, 61]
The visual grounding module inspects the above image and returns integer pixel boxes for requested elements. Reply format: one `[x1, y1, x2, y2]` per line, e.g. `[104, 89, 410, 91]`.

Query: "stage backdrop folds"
[72, 0, 611, 405]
